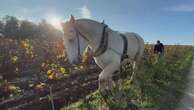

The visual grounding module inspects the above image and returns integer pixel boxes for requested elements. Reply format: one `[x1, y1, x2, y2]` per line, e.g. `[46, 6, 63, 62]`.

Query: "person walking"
[154, 40, 164, 57]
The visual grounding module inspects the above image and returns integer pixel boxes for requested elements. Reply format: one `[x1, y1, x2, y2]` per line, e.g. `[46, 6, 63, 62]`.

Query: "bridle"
[74, 25, 91, 62]
[73, 22, 109, 60]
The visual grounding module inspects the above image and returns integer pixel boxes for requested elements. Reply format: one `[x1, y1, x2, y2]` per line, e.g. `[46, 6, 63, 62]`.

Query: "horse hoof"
[112, 74, 119, 81]
[99, 87, 113, 96]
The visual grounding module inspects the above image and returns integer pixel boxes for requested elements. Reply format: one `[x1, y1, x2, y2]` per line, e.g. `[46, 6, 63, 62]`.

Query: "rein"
[73, 22, 109, 58]
[73, 23, 91, 62]
[74, 27, 90, 42]
[75, 30, 81, 62]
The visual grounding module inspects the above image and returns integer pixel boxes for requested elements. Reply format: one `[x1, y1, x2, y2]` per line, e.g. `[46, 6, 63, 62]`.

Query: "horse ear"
[70, 15, 75, 23]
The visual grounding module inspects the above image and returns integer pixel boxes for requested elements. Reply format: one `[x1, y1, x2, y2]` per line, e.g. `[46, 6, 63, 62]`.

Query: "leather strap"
[133, 34, 141, 60]
[73, 22, 109, 57]
[93, 25, 108, 57]
[120, 34, 129, 62]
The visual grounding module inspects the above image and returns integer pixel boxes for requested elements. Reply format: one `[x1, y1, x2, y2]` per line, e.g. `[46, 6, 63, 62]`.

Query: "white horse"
[62, 16, 144, 93]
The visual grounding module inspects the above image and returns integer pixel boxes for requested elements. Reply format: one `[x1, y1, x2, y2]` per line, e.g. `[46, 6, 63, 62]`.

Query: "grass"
[62, 45, 194, 110]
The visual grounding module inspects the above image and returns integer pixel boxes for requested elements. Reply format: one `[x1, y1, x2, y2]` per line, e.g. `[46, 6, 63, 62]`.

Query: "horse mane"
[76, 18, 99, 23]
[76, 19, 105, 28]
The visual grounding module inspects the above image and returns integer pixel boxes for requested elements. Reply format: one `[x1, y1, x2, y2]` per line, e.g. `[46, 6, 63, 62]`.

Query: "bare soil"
[0, 66, 101, 110]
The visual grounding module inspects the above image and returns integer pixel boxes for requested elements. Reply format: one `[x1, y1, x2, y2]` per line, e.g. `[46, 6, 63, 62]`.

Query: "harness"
[73, 22, 140, 62]
[109, 33, 141, 62]
[133, 34, 141, 60]
[120, 34, 129, 61]
[93, 25, 108, 57]
[120, 33, 141, 61]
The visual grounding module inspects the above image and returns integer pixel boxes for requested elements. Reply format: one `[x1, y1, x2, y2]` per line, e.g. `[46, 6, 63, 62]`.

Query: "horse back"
[123, 32, 144, 61]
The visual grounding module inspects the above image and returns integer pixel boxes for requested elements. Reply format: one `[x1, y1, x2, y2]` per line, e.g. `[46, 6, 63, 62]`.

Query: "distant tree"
[19, 20, 37, 38]
[0, 15, 63, 39]
[37, 20, 60, 39]
[3, 16, 19, 38]
[0, 20, 4, 33]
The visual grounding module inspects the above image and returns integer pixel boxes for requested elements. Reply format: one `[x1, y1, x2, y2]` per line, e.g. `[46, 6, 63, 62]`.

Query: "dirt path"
[177, 60, 194, 110]
[0, 66, 101, 110]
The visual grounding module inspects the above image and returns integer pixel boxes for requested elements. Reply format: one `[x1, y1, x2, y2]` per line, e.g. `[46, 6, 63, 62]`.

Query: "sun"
[47, 16, 63, 31]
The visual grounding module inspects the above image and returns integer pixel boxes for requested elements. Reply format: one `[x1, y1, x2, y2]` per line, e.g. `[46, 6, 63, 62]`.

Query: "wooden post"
[49, 86, 55, 110]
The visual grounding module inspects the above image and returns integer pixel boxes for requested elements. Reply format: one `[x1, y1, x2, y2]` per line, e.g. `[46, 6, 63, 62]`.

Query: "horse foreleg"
[121, 58, 133, 66]
[98, 63, 120, 94]
[130, 61, 137, 83]
[129, 61, 138, 84]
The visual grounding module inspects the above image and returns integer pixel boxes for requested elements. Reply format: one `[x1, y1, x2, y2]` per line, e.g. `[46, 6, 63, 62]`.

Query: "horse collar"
[93, 25, 109, 57]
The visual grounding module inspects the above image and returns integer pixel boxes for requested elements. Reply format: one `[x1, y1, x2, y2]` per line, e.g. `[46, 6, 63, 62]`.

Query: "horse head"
[61, 15, 88, 64]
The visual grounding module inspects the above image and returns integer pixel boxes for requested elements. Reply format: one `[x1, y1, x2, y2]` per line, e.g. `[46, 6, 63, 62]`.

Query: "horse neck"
[75, 20, 103, 51]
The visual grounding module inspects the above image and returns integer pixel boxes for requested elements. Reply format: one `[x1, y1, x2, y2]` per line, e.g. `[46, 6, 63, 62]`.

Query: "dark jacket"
[154, 43, 164, 53]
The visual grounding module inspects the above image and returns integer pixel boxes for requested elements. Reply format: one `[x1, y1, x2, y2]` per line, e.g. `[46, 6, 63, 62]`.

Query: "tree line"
[0, 15, 63, 39]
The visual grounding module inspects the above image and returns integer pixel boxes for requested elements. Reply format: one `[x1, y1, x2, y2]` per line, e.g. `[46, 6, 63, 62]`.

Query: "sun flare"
[47, 16, 63, 31]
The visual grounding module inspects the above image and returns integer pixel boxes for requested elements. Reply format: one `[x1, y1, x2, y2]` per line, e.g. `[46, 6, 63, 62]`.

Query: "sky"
[0, 0, 194, 45]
